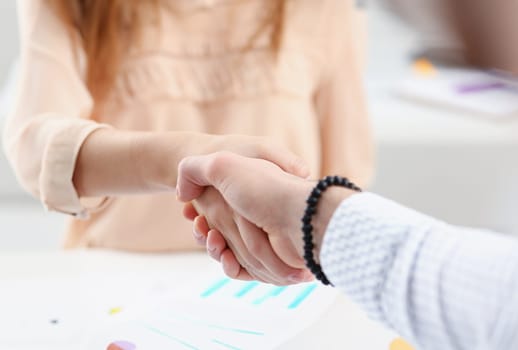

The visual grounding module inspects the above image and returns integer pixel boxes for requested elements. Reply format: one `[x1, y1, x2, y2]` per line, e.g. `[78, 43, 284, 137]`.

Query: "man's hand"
[177, 152, 353, 284]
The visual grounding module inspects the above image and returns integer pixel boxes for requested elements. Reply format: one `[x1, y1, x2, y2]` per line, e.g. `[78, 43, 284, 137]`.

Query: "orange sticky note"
[390, 337, 415, 350]
[413, 58, 437, 77]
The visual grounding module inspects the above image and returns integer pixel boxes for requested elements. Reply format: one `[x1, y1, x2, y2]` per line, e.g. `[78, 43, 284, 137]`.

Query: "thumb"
[176, 152, 233, 202]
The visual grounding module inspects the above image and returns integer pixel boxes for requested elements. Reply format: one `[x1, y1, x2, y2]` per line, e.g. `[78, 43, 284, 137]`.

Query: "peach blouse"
[3, 0, 373, 251]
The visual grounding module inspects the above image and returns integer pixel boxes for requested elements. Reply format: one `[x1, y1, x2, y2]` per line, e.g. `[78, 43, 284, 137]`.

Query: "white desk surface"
[0, 250, 401, 350]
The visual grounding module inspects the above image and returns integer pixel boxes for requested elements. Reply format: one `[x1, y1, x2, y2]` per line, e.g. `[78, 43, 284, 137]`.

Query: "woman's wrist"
[144, 131, 212, 191]
[74, 128, 157, 197]
[143, 131, 187, 191]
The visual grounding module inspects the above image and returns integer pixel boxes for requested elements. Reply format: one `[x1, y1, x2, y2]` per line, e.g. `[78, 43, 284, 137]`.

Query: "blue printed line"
[142, 324, 200, 350]
[270, 286, 287, 296]
[163, 314, 265, 336]
[234, 281, 259, 298]
[212, 339, 243, 350]
[206, 324, 264, 336]
[252, 286, 287, 305]
[201, 278, 231, 298]
[288, 284, 317, 309]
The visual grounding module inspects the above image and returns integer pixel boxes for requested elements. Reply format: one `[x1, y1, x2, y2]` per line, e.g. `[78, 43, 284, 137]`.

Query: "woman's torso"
[65, 0, 367, 251]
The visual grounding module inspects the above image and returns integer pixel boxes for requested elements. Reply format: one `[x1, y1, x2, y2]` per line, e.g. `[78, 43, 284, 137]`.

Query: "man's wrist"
[312, 187, 355, 262]
[292, 181, 354, 263]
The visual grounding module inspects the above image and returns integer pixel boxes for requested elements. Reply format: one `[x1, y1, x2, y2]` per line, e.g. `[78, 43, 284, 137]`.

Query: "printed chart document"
[0, 252, 399, 350]
[86, 275, 338, 350]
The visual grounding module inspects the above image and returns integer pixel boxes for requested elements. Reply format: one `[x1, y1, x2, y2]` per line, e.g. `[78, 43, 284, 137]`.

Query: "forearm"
[319, 193, 518, 350]
[73, 129, 200, 197]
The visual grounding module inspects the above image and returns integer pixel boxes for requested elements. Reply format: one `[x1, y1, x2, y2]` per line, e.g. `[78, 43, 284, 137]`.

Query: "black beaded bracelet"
[302, 176, 362, 285]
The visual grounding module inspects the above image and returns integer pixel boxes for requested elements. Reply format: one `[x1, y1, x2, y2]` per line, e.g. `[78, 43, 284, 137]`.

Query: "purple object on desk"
[456, 81, 507, 94]
[109, 340, 137, 350]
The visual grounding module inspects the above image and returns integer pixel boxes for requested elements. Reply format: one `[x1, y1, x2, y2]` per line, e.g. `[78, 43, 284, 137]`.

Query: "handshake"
[176, 149, 355, 286]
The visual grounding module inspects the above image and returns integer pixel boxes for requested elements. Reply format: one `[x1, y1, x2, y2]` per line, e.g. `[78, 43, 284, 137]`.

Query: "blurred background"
[2, 0, 518, 251]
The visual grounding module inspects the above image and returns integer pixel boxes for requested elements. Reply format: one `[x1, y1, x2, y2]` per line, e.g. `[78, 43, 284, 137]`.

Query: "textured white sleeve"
[320, 192, 518, 350]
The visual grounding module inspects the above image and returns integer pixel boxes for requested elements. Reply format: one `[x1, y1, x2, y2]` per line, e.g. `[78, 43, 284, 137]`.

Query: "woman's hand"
[73, 130, 309, 199]
[177, 152, 354, 284]
[200, 134, 310, 178]
[151, 133, 310, 191]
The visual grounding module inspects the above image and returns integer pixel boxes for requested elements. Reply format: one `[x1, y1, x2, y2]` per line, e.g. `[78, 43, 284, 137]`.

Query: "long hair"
[47, 0, 285, 102]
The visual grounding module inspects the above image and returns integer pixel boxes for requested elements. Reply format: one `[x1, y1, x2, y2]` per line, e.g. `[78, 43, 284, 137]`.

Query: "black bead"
[306, 197, 318, 206]
[305, 207, 316, 216]
[303, 235, 313, 246]
[333, 176, 341, 185]
[304, 242, 314, 250]
[324, 176, 333, 185]
[311, 188, 322, 197]
[302, 224, 313, 232]
[317, 181, 327, 190]
[303, 240, 313, 248]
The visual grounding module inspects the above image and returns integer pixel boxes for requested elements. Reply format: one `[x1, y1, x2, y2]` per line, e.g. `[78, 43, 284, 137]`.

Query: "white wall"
[0, 1, 22, 199]
[0, 1, 18, 84]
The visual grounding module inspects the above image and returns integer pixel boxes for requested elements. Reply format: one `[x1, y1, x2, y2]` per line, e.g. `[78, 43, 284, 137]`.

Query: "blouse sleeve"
[3, 0, 110, 218]
[320, 192, 518, 350]
[313, 0, 374, 187]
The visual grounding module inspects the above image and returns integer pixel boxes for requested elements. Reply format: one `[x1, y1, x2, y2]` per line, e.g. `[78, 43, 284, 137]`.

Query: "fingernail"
[193, 229, 203, 240]
[175, 187, 180, 200]
[109, 340, 136, 350]
[288, 272, 305, 283]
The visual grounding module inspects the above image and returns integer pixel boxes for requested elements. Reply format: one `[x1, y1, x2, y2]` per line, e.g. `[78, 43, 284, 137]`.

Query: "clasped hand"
[177, 151, 355, 285]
